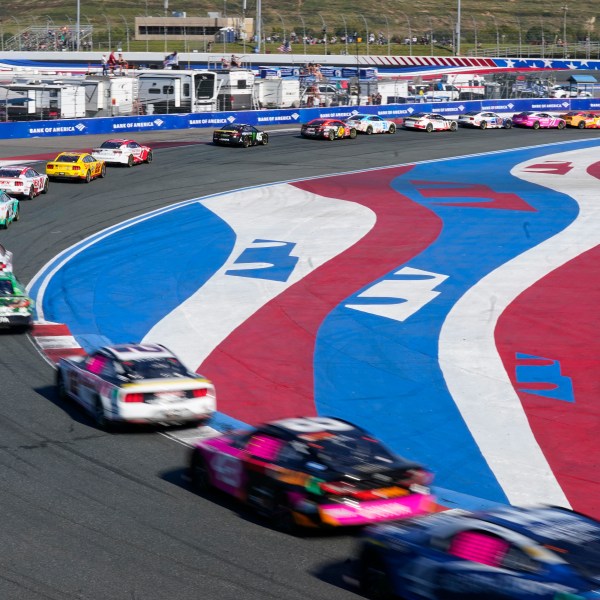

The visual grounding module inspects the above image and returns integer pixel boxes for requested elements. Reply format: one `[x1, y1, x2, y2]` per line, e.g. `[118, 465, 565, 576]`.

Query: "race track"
[0, 125, 598, 599]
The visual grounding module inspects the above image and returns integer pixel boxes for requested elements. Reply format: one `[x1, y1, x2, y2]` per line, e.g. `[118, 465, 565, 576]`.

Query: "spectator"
[117, 53, 128, 75]
[163, 50, 179, 69]
[230, 54, 241, 67]
[107, 50, 117, 74]
[101, 54, 108, 76]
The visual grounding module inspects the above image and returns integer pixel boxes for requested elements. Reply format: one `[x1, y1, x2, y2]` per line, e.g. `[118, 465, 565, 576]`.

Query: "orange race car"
[46, 152, 107, 183]
[300, 118, 357, 140]
[560, 111, 600, 129]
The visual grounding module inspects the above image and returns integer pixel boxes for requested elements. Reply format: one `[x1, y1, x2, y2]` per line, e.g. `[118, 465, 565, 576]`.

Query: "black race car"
[212, 124, 269, 147]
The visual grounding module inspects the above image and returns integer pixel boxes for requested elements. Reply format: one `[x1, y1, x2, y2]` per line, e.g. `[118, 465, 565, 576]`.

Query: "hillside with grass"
[0, 0, 598, 56]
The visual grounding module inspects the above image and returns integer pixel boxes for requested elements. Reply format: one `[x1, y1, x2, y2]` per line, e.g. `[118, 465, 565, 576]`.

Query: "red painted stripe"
[43, 348, 87, 363]
[496, 160, 600, 519]
[198, 167, 442, 425]
[31, 323, 73, 336]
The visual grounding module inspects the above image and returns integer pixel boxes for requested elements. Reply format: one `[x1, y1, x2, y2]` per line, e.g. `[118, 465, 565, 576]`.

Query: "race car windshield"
[0, 280, 14, 295]
[221, 124, 242, 131]
[57, 155, 80, 163]
[313, 434, 397, 469]
[0, 169, 22, 177]
[121, 357, 188, 379]
[100, 141, 123, 149]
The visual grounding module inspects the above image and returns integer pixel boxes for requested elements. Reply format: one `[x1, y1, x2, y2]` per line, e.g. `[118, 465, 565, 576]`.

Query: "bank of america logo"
[227, 115, 236, 123]
[153, 118, 164, 126]
[75, 123, 86, 131]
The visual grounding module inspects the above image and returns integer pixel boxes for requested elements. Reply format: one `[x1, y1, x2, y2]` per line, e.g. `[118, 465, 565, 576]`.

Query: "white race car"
[344, 114, 397, 134]
[91, 139, 153, 167]
[403, 112, 458, 132]
[0, 243, 13, 272]
[56, 343, 216, 429]
[458, 111, 513, 129]
[0, 165, 49, 199]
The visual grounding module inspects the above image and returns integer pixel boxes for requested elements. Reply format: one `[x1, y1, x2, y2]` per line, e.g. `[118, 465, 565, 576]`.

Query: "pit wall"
[1, 97, 598, 139]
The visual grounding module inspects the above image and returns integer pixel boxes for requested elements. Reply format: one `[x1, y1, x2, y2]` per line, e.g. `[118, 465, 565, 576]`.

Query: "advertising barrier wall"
[0, 98, 598, 139]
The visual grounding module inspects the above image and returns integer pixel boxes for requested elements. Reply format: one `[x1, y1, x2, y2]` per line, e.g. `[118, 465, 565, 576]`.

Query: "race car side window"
[447, 530, 509, 567]
[85, 354, 108, 375]
[246, 434, 285, 461]
[499, 545, 541, 573]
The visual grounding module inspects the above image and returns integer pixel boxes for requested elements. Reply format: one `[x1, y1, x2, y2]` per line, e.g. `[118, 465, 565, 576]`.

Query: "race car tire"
[127, 154, 134, 167]
[388, 124, 396, 134]
[242, 137, 250, 148]
[479, 121, 487, 130]
[359, 553, 395, 600]
[85, 170, 92, 183]
[27, 185, 35, 200]
[42, 179, 49, 194]
[504, 120, 513, 129]
[328, 130, 336, 141]
[533, 121, 540, 130]
[13, 206, 19, 222]
[425, 123, 433, 133]
[366, 126, 373, 135]
[261, 133, 269, 145]
[56, 371, 68, 401]
[100, 164, 106, 178]
[450, 122, 458, 132]
[349, 128, 357, 139]
[190, 452, 212, 493]
[558, 121, 566, 130]
[93, 396, 109, 430]
[146, 151, 153, 163]
[577, 120, 586, 129]
[251, 486, 298, 535]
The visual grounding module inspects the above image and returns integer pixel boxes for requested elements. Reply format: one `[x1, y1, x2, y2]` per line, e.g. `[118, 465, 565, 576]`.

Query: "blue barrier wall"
[0, 98, 598, 139]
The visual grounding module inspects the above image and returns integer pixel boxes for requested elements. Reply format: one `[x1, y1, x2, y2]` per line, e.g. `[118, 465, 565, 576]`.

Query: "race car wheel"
[450, 122, 458, 132]
[328, 130, 336, 141]
[388, 124, 396, 134]
[27, 185, 35, 200]
[127, 154, 134, 167]
[145, 151, 153, 163]
[578, 120, 586, 129]
[42, 179, 49, 194]
[85, 170, 92, 183]
[261, 133, 269, 145]
[190, 452, 211, 493]
[56, 372, 67, 401]
[558, 121, 566, 130]
[366, 125, 373, 135]
[479, 120, 487, 130]
[254, 487, 298, 535]
[504, 120, 513, 129]
[425, 123, 433, 133]
[13, 206, 19, 222]
[93, 397, 109, 430]
[349, 128, 357, 139]
[360, 554, 394, 600]
[533, 121, 540, 130]
[242, 137, 250, 148]
[100, 164, 106, 178]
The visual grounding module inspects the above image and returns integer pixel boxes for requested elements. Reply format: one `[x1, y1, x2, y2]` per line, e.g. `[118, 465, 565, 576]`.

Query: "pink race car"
[511, 111, 566, 129]
[188, 416, 435, 533]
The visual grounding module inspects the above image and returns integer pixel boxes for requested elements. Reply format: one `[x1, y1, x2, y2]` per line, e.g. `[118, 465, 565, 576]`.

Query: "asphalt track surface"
[0, 125, 598, 600]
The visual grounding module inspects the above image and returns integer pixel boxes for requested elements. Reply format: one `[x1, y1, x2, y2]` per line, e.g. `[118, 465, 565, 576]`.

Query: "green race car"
[0, 190, 19, 228]
[213, 124, 269, 147]
[0, 272, 34, 330]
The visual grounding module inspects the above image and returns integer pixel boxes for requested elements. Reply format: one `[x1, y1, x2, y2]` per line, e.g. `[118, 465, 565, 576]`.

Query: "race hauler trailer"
[255, 78, 300, 108]
[0, 82, 85, 120]
[80, 76, 138, 117]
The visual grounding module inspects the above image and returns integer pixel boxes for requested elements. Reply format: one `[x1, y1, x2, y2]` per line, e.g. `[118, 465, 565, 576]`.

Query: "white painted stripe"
[34, 335, 81, 349]
[439, 147, 600, 507]
[142, 183, 375, 370]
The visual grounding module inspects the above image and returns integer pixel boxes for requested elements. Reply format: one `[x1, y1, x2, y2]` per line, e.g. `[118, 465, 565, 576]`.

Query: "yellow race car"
[46, 152, 106, 182]
[560, 111, 600, 129]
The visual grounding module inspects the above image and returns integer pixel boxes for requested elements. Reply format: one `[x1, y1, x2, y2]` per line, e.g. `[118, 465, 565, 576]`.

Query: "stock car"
[0, 272, 34, 330]
[559, 111, 600, 129]
[0, 165, 49, 199]
[351, 505, 600, 600]
[212, 124, 269, 147]
[0, 243, 13, 272]
[91, 139, 153, 166]
[403, 113, 458, 133]
[46, 152, 106, 182]
[344, 114, 397, 134]
[188, 416, 435, 533]
[457, 111, 513, 129]
[56, 343, 216, 429]
[300, 118, 358, 140]
[0, 191, 19, 228]
[511, 112, 567, 129]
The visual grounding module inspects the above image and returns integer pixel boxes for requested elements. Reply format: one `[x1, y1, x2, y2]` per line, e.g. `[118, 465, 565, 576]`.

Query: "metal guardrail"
[4, 26, 94, 52]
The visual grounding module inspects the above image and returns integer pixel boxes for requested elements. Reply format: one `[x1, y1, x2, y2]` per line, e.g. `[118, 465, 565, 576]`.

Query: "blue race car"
[352, 505, 600, 599]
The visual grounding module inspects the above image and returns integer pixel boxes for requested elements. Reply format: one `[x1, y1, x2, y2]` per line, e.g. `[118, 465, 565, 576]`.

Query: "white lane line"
[439, 147, 600, 507]
[142, 182, 375, 370]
